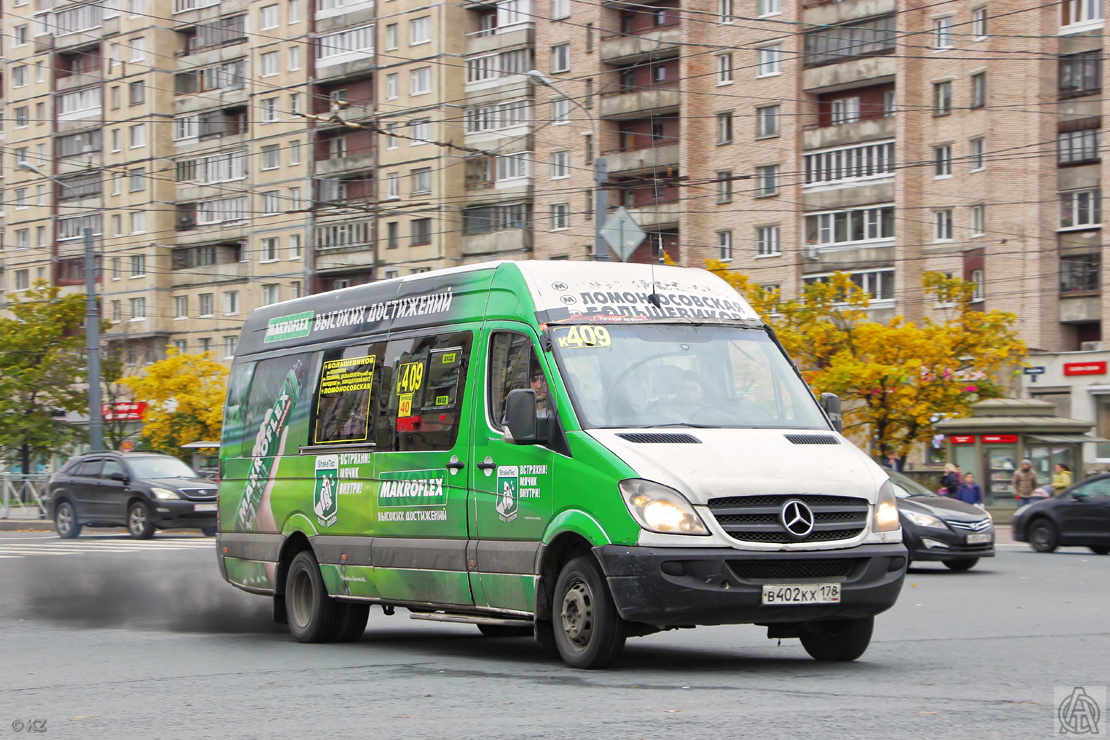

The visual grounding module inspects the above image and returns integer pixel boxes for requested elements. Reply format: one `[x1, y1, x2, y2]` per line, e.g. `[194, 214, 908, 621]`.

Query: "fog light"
[922, 538, 950, 550]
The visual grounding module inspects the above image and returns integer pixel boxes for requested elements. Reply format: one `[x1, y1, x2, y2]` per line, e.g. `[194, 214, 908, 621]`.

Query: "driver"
[676, 376, 705, 406]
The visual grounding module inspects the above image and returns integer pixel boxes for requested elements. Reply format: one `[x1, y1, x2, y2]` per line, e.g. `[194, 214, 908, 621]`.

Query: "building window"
[411, 168, 432, 194]
[551, 150, 570, 178]
[1060, 51, 1102, 97]
[934, 145, 952, 177]
[971, 204, 985, 236]
[411, 67, 431, 95]
[805, 270, 895, 302]
[412, 218, 433, 245]
[224, 336, 238, 358]
[262, 191, 282, 214]
[316, 26, 373, 62]
[551, 203, 569, 230]
[14, 25, 28, 45]
[756, 105, 780, 138]
[830, 97, 860, 125]
[130, 297, 146, 320]
[174, 296, 188, 318]
[1060, 254, 1100, 294]
[755, 165, 779, 196]
[386, 222, 399, 249]
[261, 238, 279, 261]
[716, 171, 733, 203]
[717, 112, 733, 145]
[970, 137, 986, 171]
[883, 90, 896, 116]
[288, 46, 301, 71]
[1058, 129, 1101, 164]
[129, 168, 147, 191]
[934, 210, 953, 241]
[263, 284, 280, 305]
[1061, 0, 1104, 29]
[410, 16, 431, 45]
[718, 0, 732, 23]
[261, 98, 279, 122]
[14, 107, 29, 128]
[385, 73, 399, 100]
[1060, 188, 1101, 229]
[129, 36, 145, 61]
[756, 45, 782, 77]
[933, 16, 954, 49]
[551, 43, 570, 73]
[717, 231, 733, 260]
[552, 0, 570, 19]
[805, 206, 895, 246]
[199, 293, 214, 316]
[131, 212, 146, 233]
[260, 4, 278, 29]
[971, 72, 986, 108]
[261, 144, 280, 169]
[552, 99, 570, 124]
[757, 225, 781, 256]
[717, 54, 733, 84]
[933, 81, 952, 115]
[410, 119, 431, 144]
[804, 141, 895, 186]
[972, 6, 988, 38]
[970, 269, 985, 301]
[224, 291, 239, 314]
[386, 172, 400, 200]
[129, 124, 146, 148]
[757, 0, 780, 16]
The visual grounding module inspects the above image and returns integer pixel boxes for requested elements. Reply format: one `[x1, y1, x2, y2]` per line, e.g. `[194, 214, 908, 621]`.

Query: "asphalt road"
[0, 531, 1106, 740]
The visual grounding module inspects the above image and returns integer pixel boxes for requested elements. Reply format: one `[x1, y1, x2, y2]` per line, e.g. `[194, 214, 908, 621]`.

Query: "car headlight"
[872, 480, 901, 533]
[150, 487, 180, 500]
[619, 479, 709, 535]
[903, 509, 947, 529]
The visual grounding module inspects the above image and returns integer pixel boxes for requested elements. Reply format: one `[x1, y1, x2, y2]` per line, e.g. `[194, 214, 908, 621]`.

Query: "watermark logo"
[11, 719, 47, 733]
[1056, 686, 1106, 736]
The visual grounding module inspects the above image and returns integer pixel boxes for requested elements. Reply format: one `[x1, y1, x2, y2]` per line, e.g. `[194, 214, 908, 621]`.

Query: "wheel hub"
[288, 569, 312, 631]
[560, 580, 594, 648]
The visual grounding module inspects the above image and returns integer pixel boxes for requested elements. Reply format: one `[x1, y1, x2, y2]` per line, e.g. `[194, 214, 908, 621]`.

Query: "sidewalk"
[0, 506, 53, 531]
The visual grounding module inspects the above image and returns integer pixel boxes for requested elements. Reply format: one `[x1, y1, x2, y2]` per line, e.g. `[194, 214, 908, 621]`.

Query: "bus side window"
[377, 332, 471, 452]
[310, 343, 384, 446]
[488, 332, 547, 426]
[243, 353, 315, 457]
[222, 361, 255, 459]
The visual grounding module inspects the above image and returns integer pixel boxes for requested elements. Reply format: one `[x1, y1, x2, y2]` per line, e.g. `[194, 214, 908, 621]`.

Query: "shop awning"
[1025, 434, 1110, 444]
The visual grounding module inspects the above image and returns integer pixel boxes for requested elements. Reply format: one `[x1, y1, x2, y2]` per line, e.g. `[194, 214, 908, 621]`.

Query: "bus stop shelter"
[934, 398, 1108, 507]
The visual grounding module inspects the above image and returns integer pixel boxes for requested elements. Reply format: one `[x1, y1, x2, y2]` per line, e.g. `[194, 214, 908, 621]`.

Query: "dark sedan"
[1012, 474, 1110, 554]
[889, 472, 995, 571]
[46, 451, 218, 539]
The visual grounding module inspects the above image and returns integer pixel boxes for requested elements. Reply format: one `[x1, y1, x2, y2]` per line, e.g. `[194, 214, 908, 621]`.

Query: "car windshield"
[127, 456, 200, 479]
[889, 471, 939, 499]
[550, 323, 829, 430]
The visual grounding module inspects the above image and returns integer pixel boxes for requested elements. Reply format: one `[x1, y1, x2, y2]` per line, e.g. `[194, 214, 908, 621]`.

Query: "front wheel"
[127, 501, 156, 539]
[552, 556, 626, 669]
[943, 557, 979, 572]
[1089, 546, 1110, 555]
[54, 500, 81, 539]
[1029, 519, 1059, 553]
[800, 617, 874, 661]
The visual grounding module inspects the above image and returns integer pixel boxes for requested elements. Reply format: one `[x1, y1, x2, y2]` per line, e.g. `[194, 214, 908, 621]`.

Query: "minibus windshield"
[550, 323, 829, 430]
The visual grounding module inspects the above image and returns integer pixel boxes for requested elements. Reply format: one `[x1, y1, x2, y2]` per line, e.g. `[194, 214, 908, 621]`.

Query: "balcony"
[465, 26, 533, 56]
[803, 115, 895, 151]
[803, 0, 897, 25]
[1060, 295, 1101, 323]
[803, 55, 896, 92]
[625, 201, 680, 229]
[463, 227, 531, 260]
[316, 152, 375, 176]
[57, 72, 102, 92]
[604, 144, 679, 177]
[600, 86, 680, 120]
[600, 27, 681, 64]
[171, 260, 249, 288]
[316, 246, 374, 272]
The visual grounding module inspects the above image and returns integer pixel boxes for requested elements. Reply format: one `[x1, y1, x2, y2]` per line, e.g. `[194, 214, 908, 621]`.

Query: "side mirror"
[820, 392, 843, 433]
[503, 389, 549, 445]
[108, 471, 128, 483]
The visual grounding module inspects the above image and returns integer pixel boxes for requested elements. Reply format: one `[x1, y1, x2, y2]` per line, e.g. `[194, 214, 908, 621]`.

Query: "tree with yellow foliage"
[707, 262, 1027, 459]
[120, 348, 228, 456]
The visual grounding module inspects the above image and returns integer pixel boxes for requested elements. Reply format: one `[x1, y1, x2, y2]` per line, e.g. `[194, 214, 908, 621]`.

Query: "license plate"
[761, 583, 841, 605]
[193, 503, 217, 512]
[966, 532, 992, 544]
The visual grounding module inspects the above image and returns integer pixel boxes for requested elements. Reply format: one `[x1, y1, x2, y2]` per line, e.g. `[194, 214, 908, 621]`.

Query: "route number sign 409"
[554, 326, 612, 349]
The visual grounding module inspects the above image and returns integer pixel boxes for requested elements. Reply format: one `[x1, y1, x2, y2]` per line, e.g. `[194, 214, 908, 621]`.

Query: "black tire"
[332, 602, 370, 642]
[800, 617, 874, 662]
[127, 501, 156, 539]
[943, 557, 979, 572]
[1029, 519, 1059, 553]
[200, 526, 217, 537]
[477, 623, 533, 638]
[1089, 546, 1110, 555]
[54, 500, 81, 539]
[552, 556, 626, 669]
[285, 550, 341, 643]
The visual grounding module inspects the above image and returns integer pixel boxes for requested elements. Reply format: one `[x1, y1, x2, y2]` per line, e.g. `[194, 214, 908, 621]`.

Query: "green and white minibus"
[217, 261, 906, 668]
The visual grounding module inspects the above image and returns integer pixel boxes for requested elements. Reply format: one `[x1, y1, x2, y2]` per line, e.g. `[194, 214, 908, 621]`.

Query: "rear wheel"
[200, 526, 217, 537]
[1029, 519, 1059, 553]
[331, 602, 370, 643]
[54, 500, 81, 539]
[285, 550, 340, 643]
[552, 556, 626, 669]
[943, 557, 979, 572]
[800, 617, 874, 662]
[127, 501, 156, 539]
[1089, 546, 1110, 555]
[477, 623, 533, 638]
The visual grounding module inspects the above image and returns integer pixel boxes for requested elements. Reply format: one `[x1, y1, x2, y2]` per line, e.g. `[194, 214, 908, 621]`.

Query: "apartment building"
[1, 0, 1107, 366]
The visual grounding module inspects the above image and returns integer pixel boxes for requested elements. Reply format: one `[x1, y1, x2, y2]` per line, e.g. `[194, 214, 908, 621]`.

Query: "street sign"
[102, 402, 147, 421]
[1023, 367, 1045, 375]
[599, 207, 646, 262]
[1064, 361, 1106, 376]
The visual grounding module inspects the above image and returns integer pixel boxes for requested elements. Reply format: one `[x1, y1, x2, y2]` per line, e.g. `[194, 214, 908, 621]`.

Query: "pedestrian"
[881, 448, 903, 473]
[956, 472, 983, 507]
[1012, 459, 1038, 508]
[940, 463, 960, 496]
[1052, 463, 1073, 494]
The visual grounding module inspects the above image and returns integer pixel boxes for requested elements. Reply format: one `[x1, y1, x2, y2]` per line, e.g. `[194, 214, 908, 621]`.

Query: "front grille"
[728, 559, 859, 581]
[945, 518, 992, 532]
[784, 434, 840, 445]
[177, 488, 217, 501]
[707, 494, 869, 544]
[615, 432, 701, 444]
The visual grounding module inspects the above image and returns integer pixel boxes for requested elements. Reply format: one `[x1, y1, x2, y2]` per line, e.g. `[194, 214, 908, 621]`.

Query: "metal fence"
[0, 474, 50, 519]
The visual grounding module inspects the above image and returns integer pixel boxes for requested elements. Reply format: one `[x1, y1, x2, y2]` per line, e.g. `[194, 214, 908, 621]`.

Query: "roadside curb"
[0, 519, 54, 531]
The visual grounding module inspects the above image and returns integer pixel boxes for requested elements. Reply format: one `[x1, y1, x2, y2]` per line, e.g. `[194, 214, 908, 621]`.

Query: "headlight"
[872, 480, 901, 533]
[619, 479, 709, 535]
[150, 487, 180, 500]
[903, 509, 946, 529]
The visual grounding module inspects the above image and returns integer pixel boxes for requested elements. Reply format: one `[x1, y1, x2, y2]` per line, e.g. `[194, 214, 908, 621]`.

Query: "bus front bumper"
[592, 542, 907, 627]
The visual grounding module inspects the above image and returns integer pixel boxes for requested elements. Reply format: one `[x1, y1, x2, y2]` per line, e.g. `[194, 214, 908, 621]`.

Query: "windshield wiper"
[650, 422, 716, 429]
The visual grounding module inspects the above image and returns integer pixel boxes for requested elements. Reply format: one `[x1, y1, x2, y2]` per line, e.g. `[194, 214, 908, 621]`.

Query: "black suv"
[46, 451, 218, 539]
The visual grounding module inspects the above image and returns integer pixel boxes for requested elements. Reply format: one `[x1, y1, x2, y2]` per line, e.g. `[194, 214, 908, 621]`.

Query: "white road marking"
[0, 539, 214, 559]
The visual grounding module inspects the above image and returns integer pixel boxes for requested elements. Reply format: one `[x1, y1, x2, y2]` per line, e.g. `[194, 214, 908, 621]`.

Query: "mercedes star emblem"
[780, 500, 816, 538]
